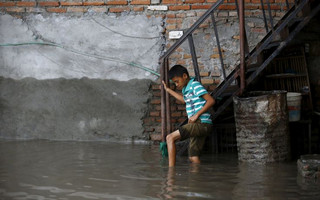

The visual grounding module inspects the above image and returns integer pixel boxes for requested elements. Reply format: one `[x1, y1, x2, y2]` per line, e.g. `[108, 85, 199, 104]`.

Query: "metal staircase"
[159, 0, 320, 141]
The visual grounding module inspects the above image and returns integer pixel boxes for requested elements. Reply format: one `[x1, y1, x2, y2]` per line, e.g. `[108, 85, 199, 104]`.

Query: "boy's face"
[171, 73, 189, 90]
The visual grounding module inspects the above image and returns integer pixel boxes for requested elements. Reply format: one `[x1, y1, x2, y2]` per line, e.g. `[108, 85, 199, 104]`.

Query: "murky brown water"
[0, 140, 319, 200]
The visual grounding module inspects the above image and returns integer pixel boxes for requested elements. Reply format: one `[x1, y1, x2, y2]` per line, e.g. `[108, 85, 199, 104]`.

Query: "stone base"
[297, 154, 320, 179]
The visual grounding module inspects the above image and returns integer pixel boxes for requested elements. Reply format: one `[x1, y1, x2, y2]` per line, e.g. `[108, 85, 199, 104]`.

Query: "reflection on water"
[0, 140, 319, 200]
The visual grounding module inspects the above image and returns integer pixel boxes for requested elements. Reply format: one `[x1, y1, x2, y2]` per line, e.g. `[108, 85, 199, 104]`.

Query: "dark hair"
[168, 65, 189, 79]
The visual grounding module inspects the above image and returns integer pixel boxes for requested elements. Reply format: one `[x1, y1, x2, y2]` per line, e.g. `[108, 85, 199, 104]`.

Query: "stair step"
[246, 64, 260, 73]
[218, 85, 239, 98]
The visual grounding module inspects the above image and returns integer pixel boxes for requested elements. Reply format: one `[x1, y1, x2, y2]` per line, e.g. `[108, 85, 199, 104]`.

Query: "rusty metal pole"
[164, 58, 172, 134]
[239, 0, 246, 94]
[160, 59, 167, 142]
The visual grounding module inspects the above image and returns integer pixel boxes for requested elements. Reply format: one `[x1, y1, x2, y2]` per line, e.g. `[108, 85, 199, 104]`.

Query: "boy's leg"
[188, 136, 206, 164]
[166, 130, 181, 167]
[189, 156, 200, 164]
[187, 122, 212, 164]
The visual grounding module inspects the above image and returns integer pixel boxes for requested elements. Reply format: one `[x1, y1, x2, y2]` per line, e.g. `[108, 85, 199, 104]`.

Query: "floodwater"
[0, 140, 319, 200]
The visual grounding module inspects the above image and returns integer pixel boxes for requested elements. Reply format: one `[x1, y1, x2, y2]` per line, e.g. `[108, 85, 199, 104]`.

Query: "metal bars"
[239, 0, 246, 94]
[211, 13, 226, 80]
[160, 58, 171, 141]
[159, 0, 314, 141]
[188, 35, 201, 82]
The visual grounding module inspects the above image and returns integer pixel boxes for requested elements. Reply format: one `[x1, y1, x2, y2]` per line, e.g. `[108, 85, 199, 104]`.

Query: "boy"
[162, 65, 215, 167]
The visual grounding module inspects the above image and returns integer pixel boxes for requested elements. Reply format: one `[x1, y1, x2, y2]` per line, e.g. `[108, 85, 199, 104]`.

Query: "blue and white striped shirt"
[182, 78, 212, 124]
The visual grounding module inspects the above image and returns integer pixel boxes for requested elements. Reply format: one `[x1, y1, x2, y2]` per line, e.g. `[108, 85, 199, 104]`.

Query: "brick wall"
[0, 0, 294, 141]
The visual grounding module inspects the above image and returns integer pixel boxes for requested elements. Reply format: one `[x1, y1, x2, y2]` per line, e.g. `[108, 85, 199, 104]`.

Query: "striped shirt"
[182, 78, 212, 124]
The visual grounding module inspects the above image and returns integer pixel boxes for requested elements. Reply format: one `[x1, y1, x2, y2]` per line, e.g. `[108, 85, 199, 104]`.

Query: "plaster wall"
[0, 13, 162, 141]
[0, 14, 164, 81]
[0, 77, 151, 141]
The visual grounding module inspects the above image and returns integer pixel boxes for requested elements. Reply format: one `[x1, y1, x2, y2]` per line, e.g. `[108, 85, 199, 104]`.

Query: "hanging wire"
[0, 41, 160, 77]
[91, 17, 161, 40]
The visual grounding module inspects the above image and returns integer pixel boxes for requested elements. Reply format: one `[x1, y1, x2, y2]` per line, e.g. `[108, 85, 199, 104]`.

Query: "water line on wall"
[0, 42, 160, 77]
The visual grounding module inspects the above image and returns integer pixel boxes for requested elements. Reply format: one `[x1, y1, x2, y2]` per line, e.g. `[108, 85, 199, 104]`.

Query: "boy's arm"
[162, 81, 185, 104]
[188, 93, 215, 123]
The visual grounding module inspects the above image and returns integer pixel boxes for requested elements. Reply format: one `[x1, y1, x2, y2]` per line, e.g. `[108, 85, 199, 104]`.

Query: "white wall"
[0, 14, 164, 81]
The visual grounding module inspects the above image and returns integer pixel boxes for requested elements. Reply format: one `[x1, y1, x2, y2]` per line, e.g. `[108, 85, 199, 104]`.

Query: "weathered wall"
[0, 77, 151, 141]
[1, 1, 166, 141]
[0, 14, 163, 80]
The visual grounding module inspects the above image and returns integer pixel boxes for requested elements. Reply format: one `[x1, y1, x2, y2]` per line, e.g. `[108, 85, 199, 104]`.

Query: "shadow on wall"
[0, 77, 152, 141]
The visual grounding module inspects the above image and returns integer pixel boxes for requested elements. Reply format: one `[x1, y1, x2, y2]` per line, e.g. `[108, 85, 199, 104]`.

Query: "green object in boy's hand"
[160, 142, 168, 157]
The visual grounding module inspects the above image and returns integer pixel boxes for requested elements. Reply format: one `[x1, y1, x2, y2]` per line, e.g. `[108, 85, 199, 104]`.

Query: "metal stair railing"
[159, 0, 318, 142]
[160, 0, 228, 142]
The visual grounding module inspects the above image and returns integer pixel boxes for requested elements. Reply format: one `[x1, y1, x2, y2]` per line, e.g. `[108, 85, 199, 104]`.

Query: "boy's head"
[168, 65, 190, 90]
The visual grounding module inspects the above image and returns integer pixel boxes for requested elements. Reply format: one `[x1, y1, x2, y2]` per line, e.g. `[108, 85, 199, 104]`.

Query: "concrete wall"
[0, 12, 163, 141]
[0, 77, 151, 141]
[0, 14, 163, 80]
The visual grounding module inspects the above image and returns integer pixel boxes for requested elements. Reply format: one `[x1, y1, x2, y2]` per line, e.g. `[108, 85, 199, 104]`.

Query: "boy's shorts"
[179, 120, 213, 157]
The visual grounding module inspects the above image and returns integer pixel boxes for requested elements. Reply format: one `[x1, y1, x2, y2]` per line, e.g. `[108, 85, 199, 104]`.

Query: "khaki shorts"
[179, 120, 213, 157]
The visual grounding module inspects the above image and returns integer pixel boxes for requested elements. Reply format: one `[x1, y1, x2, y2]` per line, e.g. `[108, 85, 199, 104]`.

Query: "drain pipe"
[239, 0, 246, 94]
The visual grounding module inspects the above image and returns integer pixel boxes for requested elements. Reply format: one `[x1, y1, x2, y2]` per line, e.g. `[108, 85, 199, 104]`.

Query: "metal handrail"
[160, 0, 299, 140]
[159, 0, 225, 62]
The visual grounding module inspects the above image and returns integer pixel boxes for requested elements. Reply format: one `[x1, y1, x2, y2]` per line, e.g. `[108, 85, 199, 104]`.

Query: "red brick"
[26, 7, 45, 12]
[185, 0, 205, 3]
[16, 2, 36, 7]
[169, 5, 190, 11]
[259, 5, 281, 10]
[245, 5, 259, 9]
[0, 2, 15, 7]
[106, 0, 128, 5]
[166, 24, 177, 30]
[150, 99, 161, 104]
[91, 7, 108, 12]
[83, 1, 105, 6]
[47, 7, 67, 13]
[176, 13, 185, 18]
[153, 91, 161, 97]
[39, 2, 59, 7]
[150, 111, 160, 117]
[131, 0, 150, 5]
[152, 84, 161, 90]
[143, 117, 155, 124]
[60, 2, 83, 6]
[67, 7, 87, 12]
[207, 0, 218, 2]
[166, 18, 177, 24]
[166, 13, 176, 18]
[199, 23, 209, 28]
[171, 112, 181, 117]
[251, 28, 267, 33]
[191, 5, 211, 10]
[218, 4, 237, 10]
[162, 0, 183, 4]
[253, 0, 275, 3]
[133, 6, 144, 11]
[6, 7, 26, 12]
[109, 6, 130, 12]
